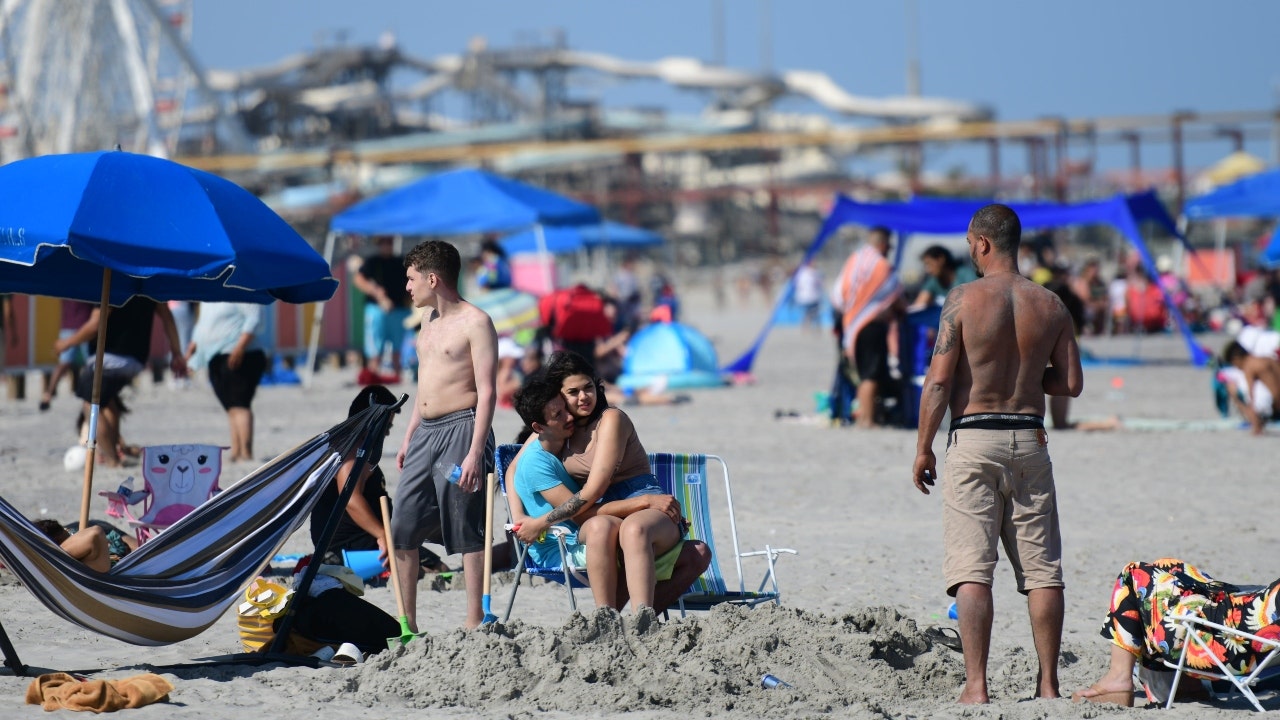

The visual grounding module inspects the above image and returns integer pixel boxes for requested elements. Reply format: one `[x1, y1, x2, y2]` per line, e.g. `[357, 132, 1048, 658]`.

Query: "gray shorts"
[391, 408, 495, 555]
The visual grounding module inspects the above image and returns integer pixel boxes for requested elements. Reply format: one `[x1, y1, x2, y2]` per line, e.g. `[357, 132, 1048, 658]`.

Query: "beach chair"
[649, 453, 796, 615]
[1156, 609, 1280, 712]
[495, 444, 797, 620]
[494, 443, 590, 621]
[99, 444, 224, 544]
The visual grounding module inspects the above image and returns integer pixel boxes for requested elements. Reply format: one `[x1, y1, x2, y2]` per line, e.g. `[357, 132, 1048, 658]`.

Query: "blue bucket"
[341, 549, 384, 581]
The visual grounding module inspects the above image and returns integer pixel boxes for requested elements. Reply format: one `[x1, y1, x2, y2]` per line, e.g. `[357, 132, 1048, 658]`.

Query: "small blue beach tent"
[616, 322, 724, 391]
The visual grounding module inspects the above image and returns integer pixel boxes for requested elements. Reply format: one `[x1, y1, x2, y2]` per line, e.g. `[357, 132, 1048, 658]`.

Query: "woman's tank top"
[560, 407, 651, 484]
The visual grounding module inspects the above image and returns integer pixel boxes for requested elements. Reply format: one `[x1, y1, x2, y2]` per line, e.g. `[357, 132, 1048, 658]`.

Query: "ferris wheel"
[0, 0, 230, 162]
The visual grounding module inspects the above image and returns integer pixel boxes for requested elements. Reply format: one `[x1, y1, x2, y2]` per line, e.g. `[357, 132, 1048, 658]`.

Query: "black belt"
[949, 413, 1044, 432]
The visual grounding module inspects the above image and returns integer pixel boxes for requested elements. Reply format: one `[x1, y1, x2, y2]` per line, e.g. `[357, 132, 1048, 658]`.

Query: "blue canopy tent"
[1184, 169, 1280, 220]
[723, 190, 1210, 376]
[307, 168, 600, 383]
[330, 167, 599, 236]
[500, 221, 665, 255]
[1184, 168, 1280, 268]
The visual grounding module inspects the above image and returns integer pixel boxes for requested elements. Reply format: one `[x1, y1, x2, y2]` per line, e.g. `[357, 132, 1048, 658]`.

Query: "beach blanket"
[832, 245, 902, 361]
[26, 673, 173, 712]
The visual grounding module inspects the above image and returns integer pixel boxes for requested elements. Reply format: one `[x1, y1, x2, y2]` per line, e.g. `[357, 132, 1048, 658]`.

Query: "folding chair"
[1159, 612, 1280, 712]
[649, 453, 796, 615]
[493, 443, 589, 621]
[99, 444, 224, 544]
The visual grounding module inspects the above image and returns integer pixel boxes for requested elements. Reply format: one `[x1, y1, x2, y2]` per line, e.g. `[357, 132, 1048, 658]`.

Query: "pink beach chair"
[99, 444, 224, 544]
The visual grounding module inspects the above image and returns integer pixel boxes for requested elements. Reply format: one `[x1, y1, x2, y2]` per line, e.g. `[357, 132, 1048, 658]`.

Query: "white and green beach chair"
[648, 453, 796, 615]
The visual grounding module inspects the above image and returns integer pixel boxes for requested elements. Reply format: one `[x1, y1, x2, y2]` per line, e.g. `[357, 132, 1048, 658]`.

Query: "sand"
[0, 284, 1273, 718]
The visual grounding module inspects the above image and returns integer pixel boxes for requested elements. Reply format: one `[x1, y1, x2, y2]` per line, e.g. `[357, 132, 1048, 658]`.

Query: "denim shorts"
[601, 474, 662, 502]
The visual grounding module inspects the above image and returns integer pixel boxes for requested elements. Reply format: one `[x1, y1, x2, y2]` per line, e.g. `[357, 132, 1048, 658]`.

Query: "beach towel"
[25, 672, 173, 712]
[833, 245, 903, 362]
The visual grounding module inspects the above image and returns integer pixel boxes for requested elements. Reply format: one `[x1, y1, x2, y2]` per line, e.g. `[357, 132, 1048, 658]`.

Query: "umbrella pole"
[535, 224, 554, 292]
[79, 269, 112, 531]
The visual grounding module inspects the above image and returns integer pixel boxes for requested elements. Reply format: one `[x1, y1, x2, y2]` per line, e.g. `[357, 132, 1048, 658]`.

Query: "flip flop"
[923, 626, 963, 652]
[1071, 686, 1134, 707]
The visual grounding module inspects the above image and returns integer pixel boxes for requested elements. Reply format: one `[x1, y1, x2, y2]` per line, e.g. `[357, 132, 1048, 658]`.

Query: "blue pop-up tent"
[1184, 168, 1280, 268]
[616, 321, 724, 391]
[500, 220, 665, 255]
[723, 190, 1210, 375]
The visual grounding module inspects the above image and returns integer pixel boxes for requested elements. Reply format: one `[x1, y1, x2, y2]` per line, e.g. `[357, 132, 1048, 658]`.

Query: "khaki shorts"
[941, 428, 1063, 596]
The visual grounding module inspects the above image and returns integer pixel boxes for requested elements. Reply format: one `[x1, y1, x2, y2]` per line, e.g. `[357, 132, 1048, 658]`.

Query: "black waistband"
[949, 413, 1044, 432]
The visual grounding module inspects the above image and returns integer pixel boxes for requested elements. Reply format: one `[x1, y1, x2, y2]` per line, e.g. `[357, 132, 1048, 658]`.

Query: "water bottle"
[434, 460, 462, 484]
[760, 673, 793, 689]
[116, 477, 148, 504]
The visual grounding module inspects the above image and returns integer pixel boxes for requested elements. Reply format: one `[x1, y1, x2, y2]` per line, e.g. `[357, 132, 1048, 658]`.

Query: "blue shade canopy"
[331, 167, 599, 236]
[723, 190, 1210, 374]
[500, 221, 665, 255]
[1184, 168, 1280, 219]
[0, 151, 336, 306]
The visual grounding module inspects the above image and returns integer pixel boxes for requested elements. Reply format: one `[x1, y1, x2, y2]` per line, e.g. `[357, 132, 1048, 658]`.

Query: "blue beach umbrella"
[0, 151, 336, 304]
[0, 150, 337, 528]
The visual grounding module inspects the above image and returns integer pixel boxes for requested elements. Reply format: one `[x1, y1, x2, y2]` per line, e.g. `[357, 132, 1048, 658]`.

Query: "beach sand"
[0, 286, 1272, 718]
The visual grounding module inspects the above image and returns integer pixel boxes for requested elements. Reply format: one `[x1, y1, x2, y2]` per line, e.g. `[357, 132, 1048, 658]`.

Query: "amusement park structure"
[0, 3, 1275, 252]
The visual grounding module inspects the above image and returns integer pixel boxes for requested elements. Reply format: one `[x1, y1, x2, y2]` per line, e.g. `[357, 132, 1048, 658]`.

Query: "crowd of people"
[19, 218, 1280, 708]
[819, 220, 1280, 431]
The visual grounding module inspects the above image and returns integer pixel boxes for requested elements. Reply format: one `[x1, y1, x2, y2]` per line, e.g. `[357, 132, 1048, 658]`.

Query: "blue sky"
[191, 0, 1280, 175]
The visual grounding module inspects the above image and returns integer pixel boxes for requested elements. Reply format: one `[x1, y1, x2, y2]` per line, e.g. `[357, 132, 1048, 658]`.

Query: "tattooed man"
[911, 204, 1082, 704]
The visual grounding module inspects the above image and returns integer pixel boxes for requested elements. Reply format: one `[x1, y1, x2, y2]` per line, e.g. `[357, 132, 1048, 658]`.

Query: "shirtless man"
[911, 205, 1083, 704]
[393, 241, 497, 630]
[1223, 340, 1280, 435]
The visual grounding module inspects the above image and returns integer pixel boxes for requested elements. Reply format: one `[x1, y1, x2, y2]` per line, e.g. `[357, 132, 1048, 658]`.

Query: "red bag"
[546, 285, 612, 342]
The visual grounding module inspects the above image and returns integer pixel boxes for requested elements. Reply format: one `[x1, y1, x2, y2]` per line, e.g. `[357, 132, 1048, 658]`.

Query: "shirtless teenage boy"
[911, 204, 1083, 704]
[393, 241, 498, 630]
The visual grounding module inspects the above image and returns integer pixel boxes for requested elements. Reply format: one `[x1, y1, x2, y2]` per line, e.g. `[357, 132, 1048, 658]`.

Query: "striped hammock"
[0, 404, 392, 646]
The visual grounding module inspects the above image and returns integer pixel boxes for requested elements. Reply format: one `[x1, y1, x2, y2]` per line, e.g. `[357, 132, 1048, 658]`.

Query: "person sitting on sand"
[33, 519, 136, 572]
[1074, 558, 1278, 707]
[510, 372, 708, 614]
[309, 385, 451, 576]
[1221, 340, 1280, 435]
[510, 351, 711, 611]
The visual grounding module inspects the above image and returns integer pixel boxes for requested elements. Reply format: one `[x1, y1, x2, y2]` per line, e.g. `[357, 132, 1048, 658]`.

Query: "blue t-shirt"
[513, 443, 581, 567]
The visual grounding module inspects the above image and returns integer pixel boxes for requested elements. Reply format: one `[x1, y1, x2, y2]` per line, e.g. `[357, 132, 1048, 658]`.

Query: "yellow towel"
[25, 672, 174, 712]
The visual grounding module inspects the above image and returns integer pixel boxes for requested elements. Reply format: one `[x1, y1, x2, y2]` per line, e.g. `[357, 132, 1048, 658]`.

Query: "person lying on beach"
[510, 373, 708, 613]
[33, 519, 135, 572]
[1074, 558, 1278, 707]
[1222, 340, 1280, 435]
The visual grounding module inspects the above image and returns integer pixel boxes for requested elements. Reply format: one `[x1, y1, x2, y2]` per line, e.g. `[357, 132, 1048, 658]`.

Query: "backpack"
[548, 286, 613, 342]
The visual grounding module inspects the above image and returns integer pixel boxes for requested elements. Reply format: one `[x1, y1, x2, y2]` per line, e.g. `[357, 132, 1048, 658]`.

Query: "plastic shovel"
[481, 471, 499, 625]
[380, 496, 421, 647]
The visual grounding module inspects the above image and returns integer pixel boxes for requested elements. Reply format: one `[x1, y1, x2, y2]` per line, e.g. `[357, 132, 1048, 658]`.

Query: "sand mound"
[346, 604, 964, 716]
